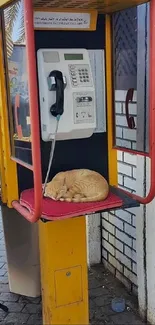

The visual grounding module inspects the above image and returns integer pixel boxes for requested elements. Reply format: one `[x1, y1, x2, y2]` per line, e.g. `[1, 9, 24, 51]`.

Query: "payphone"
[37, 48, 96, 141]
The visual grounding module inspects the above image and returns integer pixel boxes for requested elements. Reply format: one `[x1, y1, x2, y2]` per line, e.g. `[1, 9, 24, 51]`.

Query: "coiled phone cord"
[42, 115, 60, 195]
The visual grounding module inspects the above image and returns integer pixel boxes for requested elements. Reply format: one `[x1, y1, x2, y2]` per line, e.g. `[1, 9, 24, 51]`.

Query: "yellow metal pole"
[39, 216, 89, 324]
[0, 25, 19, 206]
[0, 117, 7, 203]
[105, 14, 118, 186]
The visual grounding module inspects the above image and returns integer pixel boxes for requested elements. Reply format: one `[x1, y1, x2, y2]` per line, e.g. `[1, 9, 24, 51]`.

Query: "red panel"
[19, 188, 123, 221]
[12, 0, 42, 223]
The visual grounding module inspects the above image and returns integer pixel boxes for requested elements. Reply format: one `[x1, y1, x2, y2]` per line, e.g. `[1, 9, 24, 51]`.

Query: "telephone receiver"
[125, 88, 135, 129]
[47, 70, 66, 117]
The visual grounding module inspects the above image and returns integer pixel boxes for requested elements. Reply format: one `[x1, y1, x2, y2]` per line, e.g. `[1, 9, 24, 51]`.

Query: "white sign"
[34, 11, 91, 30]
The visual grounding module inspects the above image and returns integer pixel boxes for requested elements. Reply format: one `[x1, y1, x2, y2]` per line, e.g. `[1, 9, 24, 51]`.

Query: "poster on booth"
[8, 61, 19, 96]
[34, 9, 97, 31]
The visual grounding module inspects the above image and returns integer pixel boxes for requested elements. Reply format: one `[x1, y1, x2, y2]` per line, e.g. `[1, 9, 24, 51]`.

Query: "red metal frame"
[12, 0, 42, 222]
[11, 157, 33, 171]
[115, 0, 155, 204]
[12, 0, 155, 222]
[114, 146, 150, 158]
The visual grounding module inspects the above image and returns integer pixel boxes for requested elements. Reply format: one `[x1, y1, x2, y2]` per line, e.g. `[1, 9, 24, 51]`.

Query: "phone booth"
[0, 0, 154, 323]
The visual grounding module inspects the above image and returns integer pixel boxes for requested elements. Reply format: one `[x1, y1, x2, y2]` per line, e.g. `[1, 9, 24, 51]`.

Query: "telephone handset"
[47, 70, 65, 117]
[37, 48, 96, 141]
[125, 88, 135, 129]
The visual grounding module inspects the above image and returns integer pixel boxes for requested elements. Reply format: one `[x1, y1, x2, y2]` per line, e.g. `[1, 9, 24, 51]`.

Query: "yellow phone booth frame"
[0, 0, 154, 324]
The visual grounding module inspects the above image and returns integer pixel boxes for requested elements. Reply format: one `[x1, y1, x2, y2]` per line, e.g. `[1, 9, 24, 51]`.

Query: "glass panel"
[112, 3, 149, 153]
[3, 0, 32, 165]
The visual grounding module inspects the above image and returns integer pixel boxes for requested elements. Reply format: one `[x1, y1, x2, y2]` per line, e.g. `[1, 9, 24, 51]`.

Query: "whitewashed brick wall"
[102, 90, 138, 294]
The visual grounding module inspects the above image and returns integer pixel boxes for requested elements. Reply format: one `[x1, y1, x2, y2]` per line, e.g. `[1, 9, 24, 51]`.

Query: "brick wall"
[102, 90, 138, 294]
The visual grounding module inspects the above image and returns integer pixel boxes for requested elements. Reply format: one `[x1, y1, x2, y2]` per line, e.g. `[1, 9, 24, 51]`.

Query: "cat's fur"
[44, 169, 109, 203]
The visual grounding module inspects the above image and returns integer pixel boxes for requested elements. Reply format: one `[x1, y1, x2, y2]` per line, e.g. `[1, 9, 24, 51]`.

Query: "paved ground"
[0, 217, 146, 324]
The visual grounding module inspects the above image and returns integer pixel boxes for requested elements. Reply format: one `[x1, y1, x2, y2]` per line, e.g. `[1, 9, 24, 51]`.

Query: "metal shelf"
[11, 186, 139, 223]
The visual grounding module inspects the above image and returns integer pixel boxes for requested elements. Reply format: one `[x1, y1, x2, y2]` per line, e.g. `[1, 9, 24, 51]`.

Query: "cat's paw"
[51, 196, 57, 201]
[65, 198, 72, 202]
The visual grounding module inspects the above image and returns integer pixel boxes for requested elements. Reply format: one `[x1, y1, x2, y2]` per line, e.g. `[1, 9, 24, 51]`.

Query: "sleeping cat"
[44, 169, 109, 203]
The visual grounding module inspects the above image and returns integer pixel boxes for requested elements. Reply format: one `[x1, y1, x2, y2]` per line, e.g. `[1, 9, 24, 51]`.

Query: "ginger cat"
[44, 169, 109, 203]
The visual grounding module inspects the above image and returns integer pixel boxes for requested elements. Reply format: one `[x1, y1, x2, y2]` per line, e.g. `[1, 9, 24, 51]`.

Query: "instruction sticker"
[34, 10, 97, 31]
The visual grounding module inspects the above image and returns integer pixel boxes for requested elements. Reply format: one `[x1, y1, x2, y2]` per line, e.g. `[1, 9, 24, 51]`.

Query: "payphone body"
[37, 48, 96, 141]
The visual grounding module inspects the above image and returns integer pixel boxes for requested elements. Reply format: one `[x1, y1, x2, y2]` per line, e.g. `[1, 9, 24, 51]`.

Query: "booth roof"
[33, 0, 149, 13]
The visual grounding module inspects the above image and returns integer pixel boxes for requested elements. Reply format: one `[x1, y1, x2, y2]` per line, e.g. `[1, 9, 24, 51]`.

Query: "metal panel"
[89, 50, 106, 133]
[113, 7, 137, 91]
[137, 3, 149, 152]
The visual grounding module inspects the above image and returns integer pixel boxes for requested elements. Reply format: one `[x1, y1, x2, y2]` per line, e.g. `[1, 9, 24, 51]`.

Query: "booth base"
[39, 215, 89, 325]
[20, 187, 139, 221]
[1, 205, 41, 297]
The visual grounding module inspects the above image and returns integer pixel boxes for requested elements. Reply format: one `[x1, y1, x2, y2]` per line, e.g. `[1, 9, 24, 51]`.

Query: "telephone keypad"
[69, 64, 92, 87]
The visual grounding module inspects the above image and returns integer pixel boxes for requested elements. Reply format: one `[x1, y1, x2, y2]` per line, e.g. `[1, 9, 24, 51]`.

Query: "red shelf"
[19, 188, 123, 221]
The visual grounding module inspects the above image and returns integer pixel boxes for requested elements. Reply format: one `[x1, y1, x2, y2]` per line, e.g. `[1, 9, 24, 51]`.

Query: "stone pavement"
[0, 216, 146, 325]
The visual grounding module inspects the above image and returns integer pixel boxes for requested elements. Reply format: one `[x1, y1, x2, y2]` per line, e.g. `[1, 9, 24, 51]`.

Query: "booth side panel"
[39, 216, 89, 325]
[0, 24, 18, 206]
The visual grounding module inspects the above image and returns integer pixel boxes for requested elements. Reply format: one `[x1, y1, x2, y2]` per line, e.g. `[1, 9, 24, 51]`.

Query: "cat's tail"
[60, 190, 109, 203]
[60, 195, 109, 203]
[72, 193, 109, 203]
